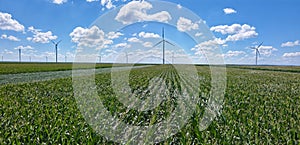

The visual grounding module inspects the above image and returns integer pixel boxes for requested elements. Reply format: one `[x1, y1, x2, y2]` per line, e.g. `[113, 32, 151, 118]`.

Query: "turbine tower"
[51, 40, 61, 63]
[98, 55, 101, 63]
[125, 52, 128, 64]
[153, 27, 175, 64]
[18, 48, 21, 62]
[251, 42, 263, 65]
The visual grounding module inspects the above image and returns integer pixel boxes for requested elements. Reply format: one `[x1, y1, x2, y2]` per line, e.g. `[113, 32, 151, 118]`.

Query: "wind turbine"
[98, 55, 101, 63]
[18, 48, 21, 62]
[125, 52, 128, 64]
[51, 40, 61, 63]
[153, 27, 175, 64]
[251, 42, 263, 65]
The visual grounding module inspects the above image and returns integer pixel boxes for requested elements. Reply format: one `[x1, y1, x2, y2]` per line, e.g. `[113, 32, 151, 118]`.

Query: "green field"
[0, 62, 114, 74]
[0, 64, 299, 144]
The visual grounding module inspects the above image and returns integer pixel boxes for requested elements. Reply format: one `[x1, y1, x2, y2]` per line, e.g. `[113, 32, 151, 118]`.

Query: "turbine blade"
[153, 41, 163, 47]
[165, 40, 175, 46]
[257, 42, 263, 49]
[57, 40, 62, 44]
[51, 40, 55, 45]
[257, 50, 261, 56]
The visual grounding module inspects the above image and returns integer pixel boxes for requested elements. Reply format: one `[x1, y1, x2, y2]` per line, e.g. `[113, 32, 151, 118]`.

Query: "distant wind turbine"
[98, 55, 101, 63]
[51, 40, 62, 63]
[153, 27, 175, 64]
[125, 52, 128, 63]
[18, 48, 21, 62]
[251, 42, 263, 65]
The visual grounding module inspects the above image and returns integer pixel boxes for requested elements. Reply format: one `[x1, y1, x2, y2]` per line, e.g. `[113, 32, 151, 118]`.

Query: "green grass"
[0, 65, 299, 144]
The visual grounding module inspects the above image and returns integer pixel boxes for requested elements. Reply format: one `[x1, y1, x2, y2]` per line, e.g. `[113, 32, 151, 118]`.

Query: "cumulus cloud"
[70, 26, 113, 49]
[14, 45, 34, 50]
[1, 34, 20, 41]
[211, 24, 258, 41]
[191, 38, 226, 55]
[283, 52, 300, 57]
[143, 42, 153, 48]
[223, 50, 245, 57]
[101, 0, 114, 9]
[52, 0, 67, 4]
[115, 42, 131, 48]
[0, 12, 25, 32]
[128, 37, 142, 43]
[281, 40, 300, 47]
[27, 26, 57, 43]
[177, 4, 182, 9]
[115, 1, 171, 25]
[138, 32, 160, 39]
[107, 31, 123, 39]
[257, 45, 277, 56]
[223, 8, 237, 15]
[195, 32, 203, 37]
[177, 17, 199, 32]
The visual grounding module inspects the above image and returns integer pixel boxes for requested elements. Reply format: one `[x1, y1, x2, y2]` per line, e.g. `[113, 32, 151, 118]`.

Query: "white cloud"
[177, 17, 199, 32]
[138, 32, 160, 39]
[128, 37, 142, 43]
[115, 1, 171, 25]
[87, 0, 98, 2]
[211, 24, 258, 41]
[52, 0, 67, 4]
[257, 45, 278, 56]
[281, 40, 300, 47]
[223, 50, 245, 57]
[191, 38, 226, 56]
[223, 8, 237, 15]
[27, 26, 57, 43]
[4, 49, 13, 54]
[0, 12, 25, 32]
[143, 42, 153, 48]
[283, 52, 300, 57]
[177, 4, 182, 9]
[195, 32, 203, 37]
[70, 26, 112, 49]
[14, 45, 34, 50]
[115, 42, 131, 48]
[1, 34, 20, 41]
[101, 0, 114, 9]
[107, 31, 123, 39]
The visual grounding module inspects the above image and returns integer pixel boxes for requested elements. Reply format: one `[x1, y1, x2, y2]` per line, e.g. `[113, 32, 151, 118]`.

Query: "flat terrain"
[0, 64, 299, 144]
[0, 62, 113, 74]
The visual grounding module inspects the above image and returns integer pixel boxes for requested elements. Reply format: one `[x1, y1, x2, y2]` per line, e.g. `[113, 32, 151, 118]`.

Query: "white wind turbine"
[251, 42, 263, 65]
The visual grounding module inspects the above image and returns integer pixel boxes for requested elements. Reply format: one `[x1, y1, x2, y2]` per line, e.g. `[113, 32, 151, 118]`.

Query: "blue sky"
[0, 0, 299, 65]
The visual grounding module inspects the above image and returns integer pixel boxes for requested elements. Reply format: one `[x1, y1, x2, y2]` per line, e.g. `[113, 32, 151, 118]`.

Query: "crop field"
[0, 64, 299, 144]
[0, 62, 115, 75]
